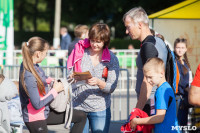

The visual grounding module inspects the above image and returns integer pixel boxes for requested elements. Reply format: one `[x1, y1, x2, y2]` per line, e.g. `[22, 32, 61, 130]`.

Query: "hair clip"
[27, 42, 29, 46]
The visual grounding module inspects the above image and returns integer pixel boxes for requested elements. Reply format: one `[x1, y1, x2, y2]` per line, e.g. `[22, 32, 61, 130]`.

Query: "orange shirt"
[191, 64, 200, 87]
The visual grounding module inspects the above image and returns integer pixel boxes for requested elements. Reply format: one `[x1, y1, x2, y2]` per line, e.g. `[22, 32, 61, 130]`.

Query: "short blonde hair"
[74, 25, 89, 38]
[143, 58, 165, 74]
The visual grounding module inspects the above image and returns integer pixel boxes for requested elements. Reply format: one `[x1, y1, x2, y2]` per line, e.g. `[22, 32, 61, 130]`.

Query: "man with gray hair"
[123, 7, 167, 115]
[60, 27, 71, 50]
[59, 27, 72, 69]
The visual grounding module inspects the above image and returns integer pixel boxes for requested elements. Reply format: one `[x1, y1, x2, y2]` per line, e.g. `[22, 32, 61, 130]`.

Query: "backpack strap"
[64, 77, 74, 129]
[154, 95, 173, 108]
[165, 45, 179, 95]
[168, 96, 173, 108]
[171, 50, 177, 95]
[175, 63, 180, 94]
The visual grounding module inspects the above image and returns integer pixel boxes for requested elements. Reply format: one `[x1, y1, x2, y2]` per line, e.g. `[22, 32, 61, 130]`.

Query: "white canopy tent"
[149, 0, 200, 72]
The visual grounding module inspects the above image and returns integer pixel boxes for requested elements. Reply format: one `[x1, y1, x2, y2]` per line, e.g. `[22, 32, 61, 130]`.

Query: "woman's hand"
[130, 118, 137, 131]
[87, 77, 100, 86]
[53, 81, 64, 93]
[74, 75, 81, 81]
[70, 73, 81, 82]
[69, 73, 74, 79]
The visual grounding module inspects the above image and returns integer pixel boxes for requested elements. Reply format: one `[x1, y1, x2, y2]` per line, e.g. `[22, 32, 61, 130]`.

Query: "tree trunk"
[33, 0, 38, 31]
[48, 0, 55, 32]
[19, 1, 24, 31]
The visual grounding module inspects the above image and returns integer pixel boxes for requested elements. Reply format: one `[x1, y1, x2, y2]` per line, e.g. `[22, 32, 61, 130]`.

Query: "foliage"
[14, 0, 54, 32]
[110, 38, 140, 49]
[14, 0, 184, 44]
[14, 31, 139, 50]
[14, 31, 54, 48]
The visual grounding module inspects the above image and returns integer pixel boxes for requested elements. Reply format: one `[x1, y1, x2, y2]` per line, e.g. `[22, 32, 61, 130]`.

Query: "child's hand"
[130, 118, 137, 130]
[53, 80, 64, 93]
[46, 77, 54, 84]
[87, 77, 99, 86]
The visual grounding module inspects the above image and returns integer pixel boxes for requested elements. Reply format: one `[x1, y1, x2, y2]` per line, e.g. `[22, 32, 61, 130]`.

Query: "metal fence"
[0, 49, 138, 123]
[2, 65, 67, 80]
[111, 68, 137, 122]
[1, 65, 136, 122]
[0, 49, 139, 90]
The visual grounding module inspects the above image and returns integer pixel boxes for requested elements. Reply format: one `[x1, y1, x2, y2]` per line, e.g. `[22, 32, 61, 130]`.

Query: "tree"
[14, 0, 184, 36]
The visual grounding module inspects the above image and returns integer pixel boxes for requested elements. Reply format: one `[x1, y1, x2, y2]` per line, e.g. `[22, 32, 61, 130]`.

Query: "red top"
[191, 64, 200, 87]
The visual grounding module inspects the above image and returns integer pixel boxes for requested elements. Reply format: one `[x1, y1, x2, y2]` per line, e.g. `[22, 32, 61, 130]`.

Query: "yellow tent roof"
[149, 0, 200, 19]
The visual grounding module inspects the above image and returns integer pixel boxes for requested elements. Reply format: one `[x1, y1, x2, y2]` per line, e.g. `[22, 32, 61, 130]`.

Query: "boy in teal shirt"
[130, 57, 180, 133]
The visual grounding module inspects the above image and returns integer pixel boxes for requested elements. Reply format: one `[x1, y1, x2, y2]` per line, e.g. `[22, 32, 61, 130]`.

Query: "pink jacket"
[67, 38, 110, 72]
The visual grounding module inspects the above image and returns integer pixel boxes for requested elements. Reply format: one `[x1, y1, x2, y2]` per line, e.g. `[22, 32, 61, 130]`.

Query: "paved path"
[22, 90, 137, 133]
[23, 122, 125, 133]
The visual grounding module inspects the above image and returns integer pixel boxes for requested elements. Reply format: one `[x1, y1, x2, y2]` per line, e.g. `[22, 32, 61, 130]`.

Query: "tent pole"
[152, 18, 154, 29]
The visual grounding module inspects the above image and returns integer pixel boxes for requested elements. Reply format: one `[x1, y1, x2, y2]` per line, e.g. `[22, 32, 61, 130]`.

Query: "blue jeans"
[83, 107, 111, 133]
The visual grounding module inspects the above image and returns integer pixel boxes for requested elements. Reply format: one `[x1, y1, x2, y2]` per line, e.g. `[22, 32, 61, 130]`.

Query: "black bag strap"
[168, 96, 173, 108]
[154, 96, 173, 108]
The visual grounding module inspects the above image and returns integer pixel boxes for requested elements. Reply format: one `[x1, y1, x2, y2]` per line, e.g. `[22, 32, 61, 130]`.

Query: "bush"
[14, 31, 74, 48]
[110, 38, 140, 49]
[14, 31, 140, 50]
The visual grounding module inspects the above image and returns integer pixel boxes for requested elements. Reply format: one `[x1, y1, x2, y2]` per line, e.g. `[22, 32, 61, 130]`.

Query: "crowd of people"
[0, 6, 200, 133]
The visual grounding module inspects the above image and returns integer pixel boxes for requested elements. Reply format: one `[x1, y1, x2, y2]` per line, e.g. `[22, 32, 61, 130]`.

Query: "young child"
[0, 74, 18, 133]
[19, 37, 86, 133]
[130, 57, 180, 133]
[19, 37, 64, 133]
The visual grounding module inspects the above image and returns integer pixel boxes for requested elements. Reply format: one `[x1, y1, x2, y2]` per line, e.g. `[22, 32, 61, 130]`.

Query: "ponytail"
[21, 37, 47, 96]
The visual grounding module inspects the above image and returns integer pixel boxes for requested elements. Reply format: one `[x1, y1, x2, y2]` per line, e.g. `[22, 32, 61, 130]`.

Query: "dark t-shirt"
[177, 60, 190, 95]
[140, 35, 158, 65]
[136, 35, 162, 96]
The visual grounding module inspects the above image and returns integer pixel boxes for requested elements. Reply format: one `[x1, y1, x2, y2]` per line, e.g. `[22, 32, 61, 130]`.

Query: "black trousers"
[25, 109, 86, 133]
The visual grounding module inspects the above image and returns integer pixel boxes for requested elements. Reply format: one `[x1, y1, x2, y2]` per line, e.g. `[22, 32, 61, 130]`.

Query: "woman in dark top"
[174, 38, 192, 126]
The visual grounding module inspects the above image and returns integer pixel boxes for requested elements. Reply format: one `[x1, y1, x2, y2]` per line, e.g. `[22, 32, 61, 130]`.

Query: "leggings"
[25, 109, 86, 133]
